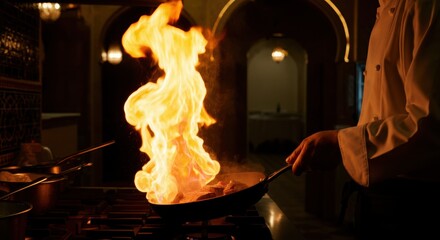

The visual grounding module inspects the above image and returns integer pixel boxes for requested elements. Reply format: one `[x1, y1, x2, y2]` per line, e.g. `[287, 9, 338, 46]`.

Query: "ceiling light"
[271, 47, 288, 63]
[107, 44, 123, 65]
[37, 2, 61, 22]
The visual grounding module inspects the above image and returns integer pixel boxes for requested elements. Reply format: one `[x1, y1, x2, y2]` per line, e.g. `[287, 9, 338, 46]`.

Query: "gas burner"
[23, 187, 273, 240]
[185, 233, 234, 240]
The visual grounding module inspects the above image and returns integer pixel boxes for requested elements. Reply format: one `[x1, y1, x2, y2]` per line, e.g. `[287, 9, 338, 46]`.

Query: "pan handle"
[266, 164, 292, 183]
[56, 162, 93, 176]
[54, 140, 115, 166]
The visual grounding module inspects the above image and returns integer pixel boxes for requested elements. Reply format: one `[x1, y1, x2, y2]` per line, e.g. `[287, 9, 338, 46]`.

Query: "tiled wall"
[0, 1, 41, 166]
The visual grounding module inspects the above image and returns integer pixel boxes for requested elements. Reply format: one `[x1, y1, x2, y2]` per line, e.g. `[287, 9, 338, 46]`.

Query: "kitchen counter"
[41, 112, 81, 128]
[256, 194, 305, 240]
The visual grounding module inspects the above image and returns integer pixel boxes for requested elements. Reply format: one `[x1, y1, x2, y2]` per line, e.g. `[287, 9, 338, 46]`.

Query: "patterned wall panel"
[0, 1, 39, 81]
[0, 87, 41, 166]
[0, 1, 41, 166]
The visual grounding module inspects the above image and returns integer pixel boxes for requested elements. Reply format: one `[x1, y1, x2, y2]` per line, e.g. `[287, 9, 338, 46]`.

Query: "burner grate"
[24, 187, 273, 240]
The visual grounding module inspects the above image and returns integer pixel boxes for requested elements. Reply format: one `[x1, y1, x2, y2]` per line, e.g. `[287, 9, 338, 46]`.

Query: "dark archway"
[203, 0, 338, 162]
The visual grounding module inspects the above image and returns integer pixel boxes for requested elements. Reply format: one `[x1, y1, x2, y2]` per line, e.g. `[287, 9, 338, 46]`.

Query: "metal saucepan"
[0, 162, 92, 215]
[148, 164, 292, 222]
[0, 140, 114, 174]
[0, 200, 33, 240]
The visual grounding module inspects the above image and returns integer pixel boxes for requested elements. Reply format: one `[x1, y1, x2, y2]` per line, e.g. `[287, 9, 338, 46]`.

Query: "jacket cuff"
[338, 125, 370, 186]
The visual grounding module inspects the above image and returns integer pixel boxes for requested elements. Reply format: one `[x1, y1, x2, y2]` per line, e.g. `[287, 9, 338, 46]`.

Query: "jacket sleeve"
[338, 1, 440, 187]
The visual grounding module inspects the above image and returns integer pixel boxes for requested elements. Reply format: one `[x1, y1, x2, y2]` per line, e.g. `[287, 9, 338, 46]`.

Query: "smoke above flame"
[121, 0, 220, 204]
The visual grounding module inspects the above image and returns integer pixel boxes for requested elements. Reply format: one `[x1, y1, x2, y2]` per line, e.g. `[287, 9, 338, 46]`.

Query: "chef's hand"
[286, 130, 342, 176]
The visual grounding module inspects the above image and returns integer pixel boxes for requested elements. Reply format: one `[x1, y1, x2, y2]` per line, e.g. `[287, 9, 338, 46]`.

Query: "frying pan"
[0, 200, 33, 240]
[149, 164, 292, 222]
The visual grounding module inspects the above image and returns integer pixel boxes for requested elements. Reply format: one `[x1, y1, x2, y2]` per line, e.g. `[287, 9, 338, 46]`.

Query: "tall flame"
[122, 1, 220, 204]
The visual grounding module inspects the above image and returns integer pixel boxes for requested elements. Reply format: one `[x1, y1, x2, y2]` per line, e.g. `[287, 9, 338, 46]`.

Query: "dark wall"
[356, 0, 379, 61]
[41, 7, 91, 149]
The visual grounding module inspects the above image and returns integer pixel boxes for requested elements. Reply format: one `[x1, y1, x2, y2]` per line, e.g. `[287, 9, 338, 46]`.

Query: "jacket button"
[375, 64, 381, 71]
[389, 7, 396, 15]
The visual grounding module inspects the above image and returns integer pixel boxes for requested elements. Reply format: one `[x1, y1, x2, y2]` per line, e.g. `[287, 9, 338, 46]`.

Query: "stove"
[23, 186, 280, 240]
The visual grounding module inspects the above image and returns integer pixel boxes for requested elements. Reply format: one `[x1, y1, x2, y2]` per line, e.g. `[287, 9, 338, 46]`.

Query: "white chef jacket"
[338, 0, 440, 187]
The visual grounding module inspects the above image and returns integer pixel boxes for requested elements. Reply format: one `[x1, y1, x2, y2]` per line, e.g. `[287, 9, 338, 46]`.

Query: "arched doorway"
[247, 37, 307, 155]
[208, 0, 340, 161]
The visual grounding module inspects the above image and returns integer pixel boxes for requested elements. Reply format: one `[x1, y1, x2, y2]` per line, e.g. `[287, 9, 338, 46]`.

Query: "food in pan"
[0, 171, 32, 182]
[177, 191, 217, 203]
[176, 180, 249, 203]
[223, 180, 248, 195]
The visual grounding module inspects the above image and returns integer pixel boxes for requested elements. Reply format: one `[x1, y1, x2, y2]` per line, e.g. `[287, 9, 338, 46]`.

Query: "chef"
[286, 0, 440, 238]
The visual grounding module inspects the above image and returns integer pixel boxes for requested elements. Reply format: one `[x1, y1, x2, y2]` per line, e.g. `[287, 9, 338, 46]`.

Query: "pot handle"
[57, 162, 93, 177]
[266, 164, 292, 183]
[0, 177, 48, 200]
[55, 140, 115, 166]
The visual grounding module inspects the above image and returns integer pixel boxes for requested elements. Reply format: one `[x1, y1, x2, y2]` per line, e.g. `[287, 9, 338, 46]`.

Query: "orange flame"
[121, 1, 220, 203]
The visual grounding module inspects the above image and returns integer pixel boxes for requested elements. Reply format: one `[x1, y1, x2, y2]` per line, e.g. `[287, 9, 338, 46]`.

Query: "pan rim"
[147, 171, 267, 206]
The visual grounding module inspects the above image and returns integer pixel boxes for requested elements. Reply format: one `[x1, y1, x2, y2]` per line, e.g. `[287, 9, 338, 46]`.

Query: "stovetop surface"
[25, 186, 274, 240]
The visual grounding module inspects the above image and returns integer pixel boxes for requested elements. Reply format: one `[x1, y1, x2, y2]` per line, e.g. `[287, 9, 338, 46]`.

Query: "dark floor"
[248, 153, 359, 240]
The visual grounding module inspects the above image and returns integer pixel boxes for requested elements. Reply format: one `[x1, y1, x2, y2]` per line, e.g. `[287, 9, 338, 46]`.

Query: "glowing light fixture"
[101, 44, 123, 65]
[107, 44, 123, 65]
[272, 47, 288, 63]
[37, 2, 61, 22]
